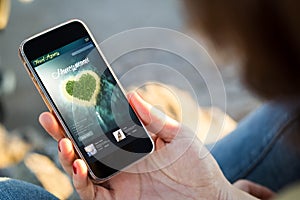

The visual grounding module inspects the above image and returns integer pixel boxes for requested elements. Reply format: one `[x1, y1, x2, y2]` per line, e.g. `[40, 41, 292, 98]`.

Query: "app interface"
[32, 37, 146, 163]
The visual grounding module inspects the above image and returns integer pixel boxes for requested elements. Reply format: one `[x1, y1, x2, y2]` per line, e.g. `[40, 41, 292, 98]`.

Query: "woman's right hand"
[39, 92, 261, 200]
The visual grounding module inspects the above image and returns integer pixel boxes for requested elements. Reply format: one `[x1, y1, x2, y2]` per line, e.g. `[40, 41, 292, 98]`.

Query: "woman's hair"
[185, 0, 300, 99]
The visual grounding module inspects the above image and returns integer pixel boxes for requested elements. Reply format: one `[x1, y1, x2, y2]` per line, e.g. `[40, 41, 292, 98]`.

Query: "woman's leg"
[0, 178, 58, 200]
[210, 100, 300, 192]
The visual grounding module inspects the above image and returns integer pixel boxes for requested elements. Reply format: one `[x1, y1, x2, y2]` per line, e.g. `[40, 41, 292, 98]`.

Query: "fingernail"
[58, 138, 63, 152]
[73, 164, 77, 175]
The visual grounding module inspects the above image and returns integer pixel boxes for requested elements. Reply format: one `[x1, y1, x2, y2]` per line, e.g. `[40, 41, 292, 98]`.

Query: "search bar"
[71, 43, 94, 56]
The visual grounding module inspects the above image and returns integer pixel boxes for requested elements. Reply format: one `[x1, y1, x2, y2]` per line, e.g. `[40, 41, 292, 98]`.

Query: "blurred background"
[0, 0, 261, 199]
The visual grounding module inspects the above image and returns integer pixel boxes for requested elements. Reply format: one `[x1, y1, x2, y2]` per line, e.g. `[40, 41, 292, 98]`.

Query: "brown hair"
[185, 0, 300, 99]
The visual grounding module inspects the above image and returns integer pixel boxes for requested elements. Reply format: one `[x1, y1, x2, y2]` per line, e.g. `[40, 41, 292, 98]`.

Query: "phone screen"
[21, 21, 153, 180]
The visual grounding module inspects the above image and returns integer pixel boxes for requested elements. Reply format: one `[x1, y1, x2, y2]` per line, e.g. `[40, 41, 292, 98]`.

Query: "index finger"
[39, 112, 65, 141]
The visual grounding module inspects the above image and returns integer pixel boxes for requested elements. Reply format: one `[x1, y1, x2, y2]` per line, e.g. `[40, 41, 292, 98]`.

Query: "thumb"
[127, 92, 181, 142]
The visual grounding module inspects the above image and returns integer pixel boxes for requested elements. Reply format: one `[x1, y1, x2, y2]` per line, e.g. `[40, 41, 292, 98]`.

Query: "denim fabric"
[0, 178, 58, 200]
[211, 100, 300, 192]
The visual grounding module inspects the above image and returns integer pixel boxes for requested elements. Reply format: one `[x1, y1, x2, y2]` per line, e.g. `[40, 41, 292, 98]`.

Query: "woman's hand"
[39, 92, 259, 200]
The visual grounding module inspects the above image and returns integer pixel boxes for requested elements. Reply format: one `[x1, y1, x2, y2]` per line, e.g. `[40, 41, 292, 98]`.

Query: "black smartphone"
[19, 19, 154, 183]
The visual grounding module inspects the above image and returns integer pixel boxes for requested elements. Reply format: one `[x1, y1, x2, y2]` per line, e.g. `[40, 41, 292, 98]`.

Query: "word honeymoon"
[52, 57, 90, 79]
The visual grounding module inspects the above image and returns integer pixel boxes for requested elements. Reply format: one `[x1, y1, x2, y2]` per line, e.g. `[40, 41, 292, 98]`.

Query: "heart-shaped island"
[62, 70, 101, 106]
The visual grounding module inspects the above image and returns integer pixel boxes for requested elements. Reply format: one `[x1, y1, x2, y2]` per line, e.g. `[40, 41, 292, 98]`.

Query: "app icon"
[84, 144, 97, 157]
[113, 129, 126, 142]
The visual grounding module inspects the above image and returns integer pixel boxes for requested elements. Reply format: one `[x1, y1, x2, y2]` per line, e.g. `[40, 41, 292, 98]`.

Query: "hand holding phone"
[40, 92, 239, 200]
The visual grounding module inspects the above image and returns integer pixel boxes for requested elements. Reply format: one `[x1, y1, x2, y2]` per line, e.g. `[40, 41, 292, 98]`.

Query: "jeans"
[0, 178, 58, 200]
[211, 100, 300, 192]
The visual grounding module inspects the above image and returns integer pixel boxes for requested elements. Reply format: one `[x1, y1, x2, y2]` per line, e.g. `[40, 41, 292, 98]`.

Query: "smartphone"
[19, 19, 154, 183]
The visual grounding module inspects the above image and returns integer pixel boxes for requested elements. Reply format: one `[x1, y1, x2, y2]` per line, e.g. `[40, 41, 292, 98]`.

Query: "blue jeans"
[211, 100, 300, 192]
[0, 178, 58, 200]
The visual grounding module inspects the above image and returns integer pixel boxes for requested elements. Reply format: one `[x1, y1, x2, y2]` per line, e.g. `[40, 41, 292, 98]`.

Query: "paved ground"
[0, 0, 260, 142]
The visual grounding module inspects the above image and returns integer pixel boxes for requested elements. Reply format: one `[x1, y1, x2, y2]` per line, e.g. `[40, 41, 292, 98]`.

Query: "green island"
[62, 70, 101, 106]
